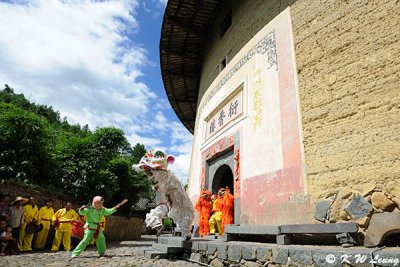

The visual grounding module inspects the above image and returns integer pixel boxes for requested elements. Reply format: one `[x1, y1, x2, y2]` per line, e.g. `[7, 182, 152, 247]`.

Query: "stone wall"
[1, 181, 74, 210]
[186, 240, 400, 267]
[105, 215, 143, 241]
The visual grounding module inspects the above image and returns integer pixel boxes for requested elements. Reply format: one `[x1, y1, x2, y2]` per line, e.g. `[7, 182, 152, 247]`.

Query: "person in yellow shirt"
[51, 202, 78, 252]
[34, 199, 54, 250]
[209, 192, 223, 235]
[17, 196, 38, 252]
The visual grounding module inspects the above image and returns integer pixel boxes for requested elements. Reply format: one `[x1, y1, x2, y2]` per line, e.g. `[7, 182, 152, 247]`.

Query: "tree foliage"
[0, 103, 52, 182]
[0, 85, 153, 215]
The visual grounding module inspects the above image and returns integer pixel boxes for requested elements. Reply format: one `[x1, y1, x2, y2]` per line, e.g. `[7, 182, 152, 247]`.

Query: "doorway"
[211, 164, 234, 194]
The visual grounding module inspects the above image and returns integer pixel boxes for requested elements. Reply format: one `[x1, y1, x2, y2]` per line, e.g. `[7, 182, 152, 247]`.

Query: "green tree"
[53, 127, 129, 201]
[0, 103, 52, 182]
[131, 143, 146, 164]
[0, 84, 154, 216]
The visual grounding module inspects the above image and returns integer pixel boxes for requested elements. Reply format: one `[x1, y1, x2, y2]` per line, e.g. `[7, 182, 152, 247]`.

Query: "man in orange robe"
[195, 190, 212, 237]
[221, 186, 234, 234]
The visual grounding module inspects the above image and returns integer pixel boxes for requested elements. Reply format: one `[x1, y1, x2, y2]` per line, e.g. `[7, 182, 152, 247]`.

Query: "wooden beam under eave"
[167, 16, 205, 37]
[161, 47, 197, 62]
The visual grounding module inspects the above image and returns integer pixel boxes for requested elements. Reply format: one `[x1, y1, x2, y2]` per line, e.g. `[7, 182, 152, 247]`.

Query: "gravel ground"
[1, 235, 202, 267]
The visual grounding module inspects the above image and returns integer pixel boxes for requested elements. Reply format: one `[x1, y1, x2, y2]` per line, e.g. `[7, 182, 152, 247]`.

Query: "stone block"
[346, 195, 373, 219]
[208, 243, 219, 255]
[385, 181, 400, 200]
[392, 197, 400, 209]
[199, 242, 208, 251]
[336, 233, 357, 247]
[158, 236, 184, 247]
[242, 261, 261, 267]
[280, 222, 358, 234]
[228, 244, 242, 263]
[210, 258, 224, 267]
[256, 246, 272, 262]
[152, 243, 182, 254]
[217, 243, 228, 260]
[359, 182, 376, 196]
[289, 248, 313, 265]
[223, 233, 238, 242]
[371, 192, 395, 211]
[224, 225, 280, 235]
[364, 212, 400, 247]
[313, 251, 342, 267]
[272, 247, 288, 265]
[314, 200, 333, 222]
[190, 252, 202, 262]
[276, 234, 292, 245]
[144, 249, 167, 259]
[242, 244, 256, 260]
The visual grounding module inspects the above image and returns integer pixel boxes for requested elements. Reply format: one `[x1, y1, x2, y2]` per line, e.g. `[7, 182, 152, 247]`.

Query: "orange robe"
[195, 195, 212, 236]
[221, 191, 234, 234]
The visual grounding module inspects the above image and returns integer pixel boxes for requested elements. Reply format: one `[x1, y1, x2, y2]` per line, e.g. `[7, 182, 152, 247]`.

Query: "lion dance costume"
[221, 186, 234, 234]
[195, 190, 212, 237]
[145, 192, 169, 236]
[133, 149, 195, 240]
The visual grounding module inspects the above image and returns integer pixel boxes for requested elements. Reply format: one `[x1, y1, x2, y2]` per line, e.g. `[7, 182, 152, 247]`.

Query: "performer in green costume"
[71, 196, 127, 258]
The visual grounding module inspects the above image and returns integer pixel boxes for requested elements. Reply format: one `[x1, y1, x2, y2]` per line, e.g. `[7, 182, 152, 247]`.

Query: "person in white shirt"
[9, 197, 28, 245]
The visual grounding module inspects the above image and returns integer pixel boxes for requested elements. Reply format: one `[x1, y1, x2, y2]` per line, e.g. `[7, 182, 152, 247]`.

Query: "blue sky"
[0, 0, 193, 182]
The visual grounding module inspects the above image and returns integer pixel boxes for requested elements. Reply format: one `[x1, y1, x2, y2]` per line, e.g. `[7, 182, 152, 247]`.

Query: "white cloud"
[126, 133, 162, 149]
[0, 0, 153, 130]
[169, 152, 192, 184]
[0, 0, 193, 177]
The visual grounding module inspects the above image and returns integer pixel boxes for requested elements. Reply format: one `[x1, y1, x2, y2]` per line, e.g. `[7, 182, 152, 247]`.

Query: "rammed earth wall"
[197, 0, 400, 223]
[291, 0, 400, 200]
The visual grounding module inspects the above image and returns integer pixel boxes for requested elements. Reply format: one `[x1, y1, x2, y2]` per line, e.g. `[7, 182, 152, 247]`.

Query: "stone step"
[280, 223, 359, 234]
[139, 247, 154, 256]
[225, 223, 358, 235]
[158, 235, 185, 247]
[144, 249, 168, 259]
[225, 225, 281, 235]
[152, 242, 183, 254]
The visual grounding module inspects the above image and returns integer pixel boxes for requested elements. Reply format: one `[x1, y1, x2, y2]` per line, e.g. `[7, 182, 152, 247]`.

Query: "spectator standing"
[51, 202, 78, 252]
[18, 196, 38, 252]
[0, 193, 12, 223]
[9, 197, 28, 246]
[34, 199, 54, 250]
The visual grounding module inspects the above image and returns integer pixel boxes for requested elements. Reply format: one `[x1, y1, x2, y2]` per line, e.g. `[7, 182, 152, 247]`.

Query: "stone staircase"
[140, 235, 184, 259]
[140, 234, 220, 259]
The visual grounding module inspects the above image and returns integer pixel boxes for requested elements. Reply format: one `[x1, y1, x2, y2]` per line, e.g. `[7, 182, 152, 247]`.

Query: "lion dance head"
[133, 149, 175, 172]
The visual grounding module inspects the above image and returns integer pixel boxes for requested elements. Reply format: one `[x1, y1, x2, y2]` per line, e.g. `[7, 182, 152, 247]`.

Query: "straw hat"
[11, 196, 28, 205]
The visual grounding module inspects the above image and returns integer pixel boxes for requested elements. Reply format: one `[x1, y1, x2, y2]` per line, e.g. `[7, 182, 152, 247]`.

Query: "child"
[1, 225, 15, 255]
